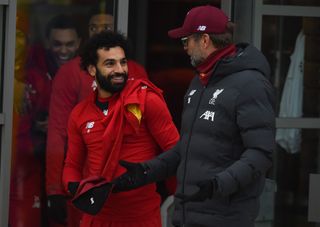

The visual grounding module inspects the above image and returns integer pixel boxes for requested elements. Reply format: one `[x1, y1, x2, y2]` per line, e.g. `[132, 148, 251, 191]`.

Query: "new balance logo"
[86, 122, 95, 129]
[86, 121, 95, 133]
[187, 90, 197, 104]
[197, 25, 206, 31]
[200, 111, 215, 122]
[209, 89, 224, 105]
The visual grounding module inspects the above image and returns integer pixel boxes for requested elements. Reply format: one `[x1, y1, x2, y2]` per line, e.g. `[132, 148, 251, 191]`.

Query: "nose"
[183, 45, 188, 51]
[60, 45, 68, 54]
[96, 27, 105, 34]
[114, 62, 125, 73]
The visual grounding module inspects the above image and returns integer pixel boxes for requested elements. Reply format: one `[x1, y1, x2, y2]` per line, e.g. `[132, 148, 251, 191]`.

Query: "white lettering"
[200, 111, 215, 122]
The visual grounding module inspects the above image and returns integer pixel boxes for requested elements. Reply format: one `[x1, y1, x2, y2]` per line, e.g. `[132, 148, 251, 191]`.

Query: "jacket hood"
[215, 43, 271, 80]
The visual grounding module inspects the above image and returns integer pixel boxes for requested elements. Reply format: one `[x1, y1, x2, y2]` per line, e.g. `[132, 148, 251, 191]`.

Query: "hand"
[34, 118, 48, 132]
[47, 194, 67, 224]
[113, 160, 149, 192]
[176, 179, 218, 203]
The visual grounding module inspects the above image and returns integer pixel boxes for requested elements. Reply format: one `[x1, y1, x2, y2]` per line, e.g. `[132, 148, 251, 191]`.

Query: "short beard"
[95, 68, 128, 94]
[190, 55, 204, 67]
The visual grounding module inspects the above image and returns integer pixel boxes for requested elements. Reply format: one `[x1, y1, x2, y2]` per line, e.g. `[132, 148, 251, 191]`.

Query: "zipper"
[180, 62, 223, 225]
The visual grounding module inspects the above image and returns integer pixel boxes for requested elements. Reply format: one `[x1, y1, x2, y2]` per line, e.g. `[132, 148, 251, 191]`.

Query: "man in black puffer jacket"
[113, 5, 275, 227]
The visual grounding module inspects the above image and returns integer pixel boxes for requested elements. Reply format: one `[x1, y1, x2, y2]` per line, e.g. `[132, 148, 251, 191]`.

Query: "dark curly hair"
[80, 31, 128, 70]
[45, 14, 80, 39]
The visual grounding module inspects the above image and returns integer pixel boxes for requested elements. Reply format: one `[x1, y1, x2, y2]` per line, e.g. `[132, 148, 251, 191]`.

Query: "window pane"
[274, 129, 320, 227]
[10, 1, 115, 226]
[261, 15, 320, 118]
[263, 0, 320, 6]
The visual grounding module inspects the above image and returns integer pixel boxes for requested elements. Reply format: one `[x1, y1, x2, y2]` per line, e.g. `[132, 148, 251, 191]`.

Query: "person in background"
[45, 10, 149, 227]
[113, 5, 275, 227]
[62, 30, 179, 227]
[9, 14, 81, 227]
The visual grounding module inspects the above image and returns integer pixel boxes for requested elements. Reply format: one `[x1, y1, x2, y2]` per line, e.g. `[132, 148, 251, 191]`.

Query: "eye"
[120, 59, 127, 66]
[103, 26, 113, 31]
[52, 41, 62, 48]
[89, 25, 97, 32]
[105, 60, 115, 67]
[66, 41, 76, 48]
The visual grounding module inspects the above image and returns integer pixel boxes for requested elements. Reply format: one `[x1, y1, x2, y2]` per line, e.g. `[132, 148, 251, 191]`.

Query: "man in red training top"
[62, 31, 179, 226]
[45, 12, 148, 226]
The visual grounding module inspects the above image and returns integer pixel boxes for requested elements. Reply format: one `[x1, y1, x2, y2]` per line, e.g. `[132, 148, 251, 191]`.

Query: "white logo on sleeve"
[209, 89, 224, 105]
[200, 111, 215, 122]
[90, 197, 95, 204]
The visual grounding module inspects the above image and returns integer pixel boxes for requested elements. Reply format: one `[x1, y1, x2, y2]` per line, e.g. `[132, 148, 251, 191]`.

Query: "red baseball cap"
[168, 5, 228, 39]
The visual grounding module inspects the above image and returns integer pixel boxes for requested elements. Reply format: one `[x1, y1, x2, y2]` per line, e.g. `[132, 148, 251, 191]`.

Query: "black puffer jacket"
[147, 43, 275, 227]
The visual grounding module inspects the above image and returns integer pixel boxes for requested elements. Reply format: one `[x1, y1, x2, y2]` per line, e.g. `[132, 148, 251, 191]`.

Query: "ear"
[202, 33, 211, 48]
[87, 65, 96, 77]
[76, 38, 82, 49]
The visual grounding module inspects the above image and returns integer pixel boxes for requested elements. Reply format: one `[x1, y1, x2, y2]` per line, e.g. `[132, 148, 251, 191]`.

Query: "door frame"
[0, 0, 17, 226]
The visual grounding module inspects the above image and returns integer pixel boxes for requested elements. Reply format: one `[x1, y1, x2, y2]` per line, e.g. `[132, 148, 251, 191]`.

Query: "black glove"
[113, 160, 149, 192]
[68, 182, 80, 197]
[47, 194, 67, 224]
[176, 179, 218, 204]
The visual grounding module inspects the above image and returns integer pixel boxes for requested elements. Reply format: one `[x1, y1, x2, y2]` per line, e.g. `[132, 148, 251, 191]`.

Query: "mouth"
[57, 55, 74, 64]
[111, 75, 125, 84]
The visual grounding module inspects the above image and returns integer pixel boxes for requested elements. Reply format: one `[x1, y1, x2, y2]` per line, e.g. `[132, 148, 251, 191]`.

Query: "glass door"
[8, 1, 119, 226]
[250, 0, 320, 226]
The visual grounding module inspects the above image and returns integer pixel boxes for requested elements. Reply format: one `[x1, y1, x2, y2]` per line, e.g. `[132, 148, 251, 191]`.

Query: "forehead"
[89, 14, 114, 25]
[49, 29, 79, 41]
[97, 46, 126, 62]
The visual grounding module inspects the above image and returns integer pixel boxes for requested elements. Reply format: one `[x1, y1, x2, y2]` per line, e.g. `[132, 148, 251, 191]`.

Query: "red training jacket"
[63, 79, 179, 222]
[46, 56, 148, 195]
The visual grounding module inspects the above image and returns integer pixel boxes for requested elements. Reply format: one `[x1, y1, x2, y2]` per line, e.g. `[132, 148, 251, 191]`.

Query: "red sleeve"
[46, 60, 82, 195]
[62, 109, 86, 192]
[144, 91, 180, 195]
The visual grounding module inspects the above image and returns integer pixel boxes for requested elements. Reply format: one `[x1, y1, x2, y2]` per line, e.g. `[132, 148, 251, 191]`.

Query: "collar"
[196, 44, 236, 86]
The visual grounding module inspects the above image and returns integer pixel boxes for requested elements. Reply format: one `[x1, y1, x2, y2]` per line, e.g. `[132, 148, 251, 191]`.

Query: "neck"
[97, 89, 112, 98]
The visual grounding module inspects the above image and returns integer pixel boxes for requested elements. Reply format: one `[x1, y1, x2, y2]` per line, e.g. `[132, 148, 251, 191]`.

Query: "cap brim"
[168, 27, 191, 39]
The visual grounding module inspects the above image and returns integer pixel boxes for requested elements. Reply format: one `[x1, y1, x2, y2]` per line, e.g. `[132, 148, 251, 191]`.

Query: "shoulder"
[55, 56, 82, 78]
[70, 95, 92, 117]
[127, 60, 148, 79]
[54, 56, 90, 86]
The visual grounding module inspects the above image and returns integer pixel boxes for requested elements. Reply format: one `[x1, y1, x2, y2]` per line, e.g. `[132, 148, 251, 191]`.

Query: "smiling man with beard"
[62, 31, 179, 227]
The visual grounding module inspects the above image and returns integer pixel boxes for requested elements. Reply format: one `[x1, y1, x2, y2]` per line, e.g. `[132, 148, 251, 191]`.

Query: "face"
[90, 47, 128, 96]
[48, 28, 81, 66]
[88, 14, 114, 37]
[182, 34, 206, 67]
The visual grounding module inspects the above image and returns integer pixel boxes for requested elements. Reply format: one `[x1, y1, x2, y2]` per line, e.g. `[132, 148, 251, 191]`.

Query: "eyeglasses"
[181, 37, 189, 46]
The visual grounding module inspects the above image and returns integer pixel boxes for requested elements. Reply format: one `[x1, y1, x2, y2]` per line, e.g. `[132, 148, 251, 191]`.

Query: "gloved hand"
[47, 194, 67, 224]
[113, 160, 149, 192]
[176, 179, 218, 203]
[68, 182, 80, 197]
